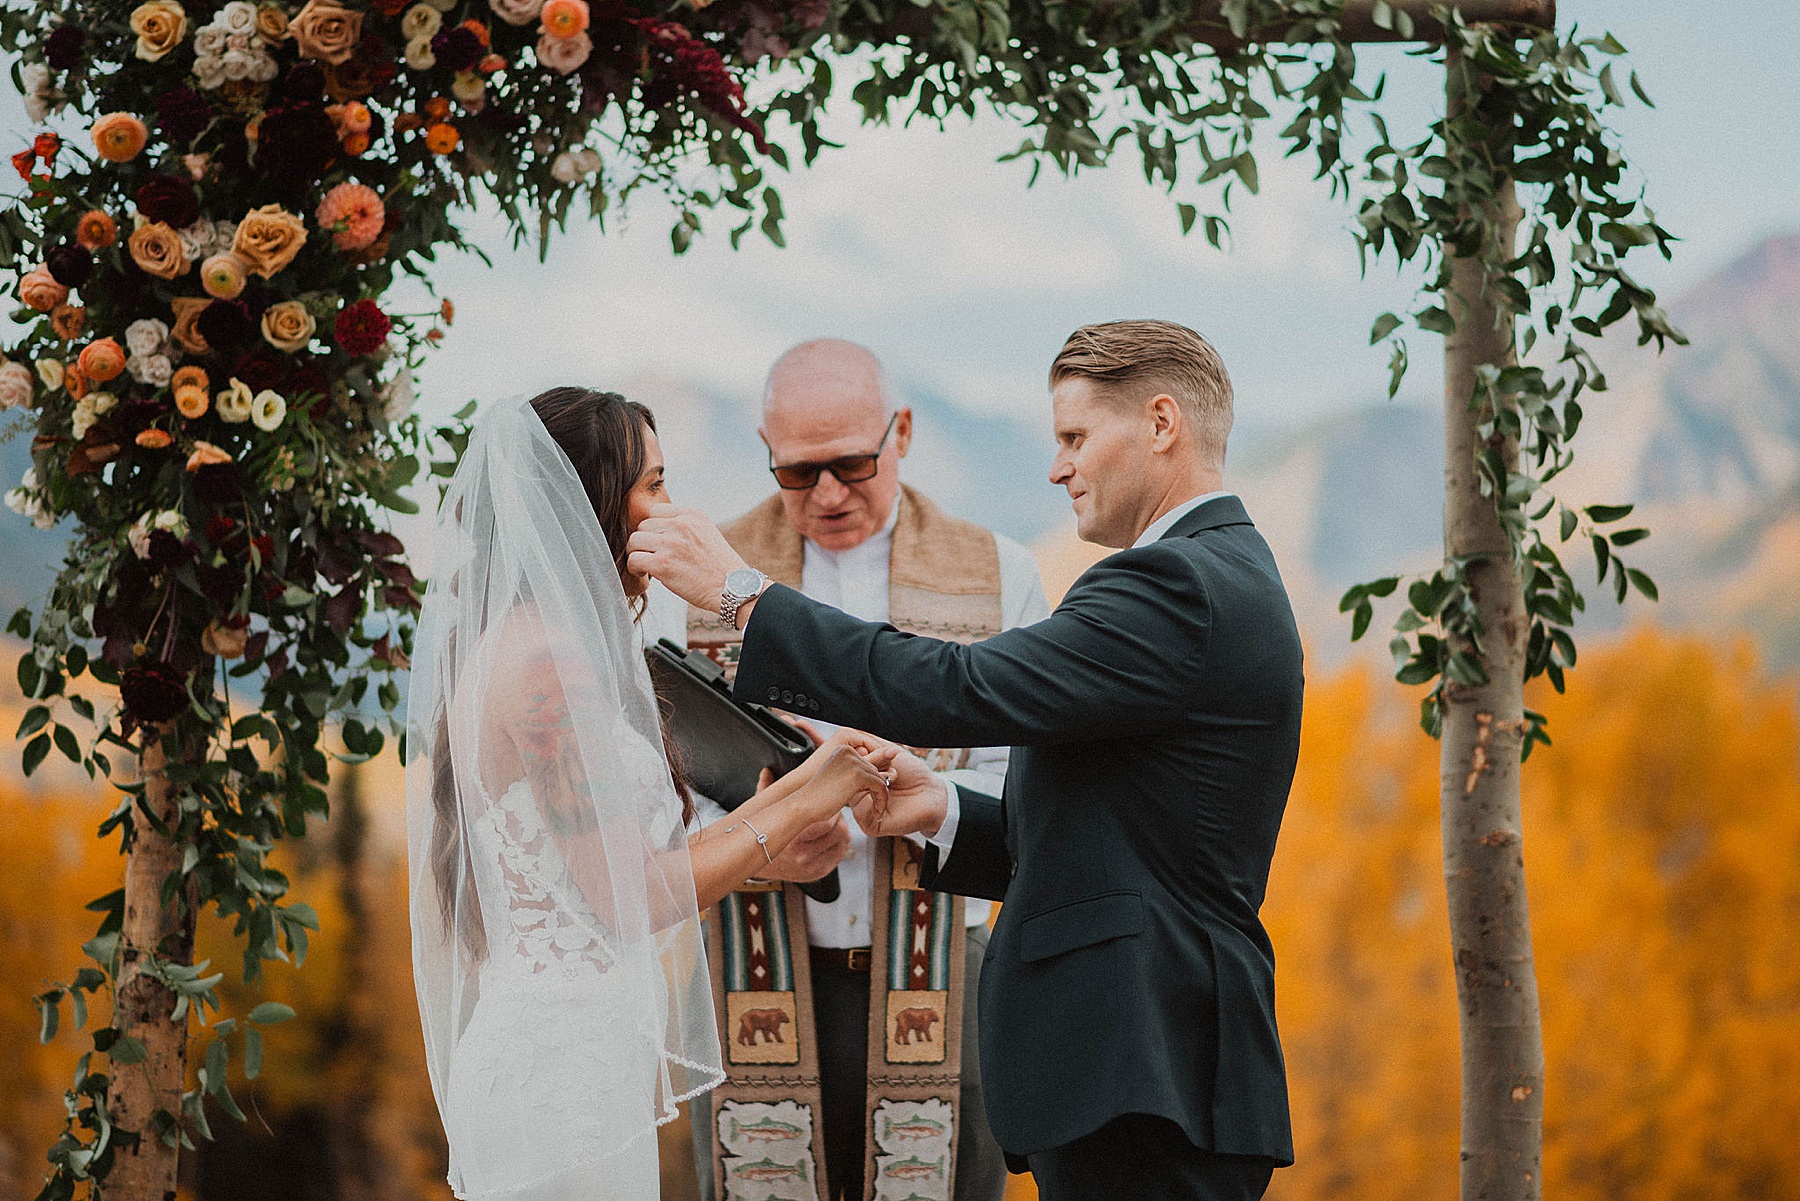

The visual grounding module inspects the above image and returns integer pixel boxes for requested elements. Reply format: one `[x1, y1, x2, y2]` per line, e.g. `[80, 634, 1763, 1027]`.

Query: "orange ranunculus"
[172, 365, 209, 394]
[91, 112, 150, 163]
[200, 252, 248, 299]
[20, 264, 70, 312]
[342, 131, 371, 156]
[422, 96, 451, 122]
[78, 338, 127, 383]
[63, 364, 91, 401]
[75, 210, 119, 251]
[174, 385, 210, 418]
[135, 428, 173, 449]
[186, 440, 232, 471]
[539, 0, 588, 39]
[425, 122, 460, 155]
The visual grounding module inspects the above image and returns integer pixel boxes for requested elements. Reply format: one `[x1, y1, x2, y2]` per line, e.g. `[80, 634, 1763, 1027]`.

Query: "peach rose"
[129, 221, 190, 280]
[51, 304, 87, 341]
[76, 210, 119, 251]
[261, 300, 316, 352]
[186, 440, 233, 470]
[256, 3, 290, 41]
[535, 30, 590, 74]
[170, 296, 212, 355]
[20, 265, 70, 312]
[78, 338, 127, 383]
[288, 0, 363, 65]
[0, 362, 33, 411]
[130, 0, 189, 62]
[200, 252, 249, 298]
[231, 204, 307, 278]
[92, 113, 150, 163]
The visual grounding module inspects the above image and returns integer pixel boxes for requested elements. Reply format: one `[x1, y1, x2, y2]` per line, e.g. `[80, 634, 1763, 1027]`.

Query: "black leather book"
[645, 638, 839, 903]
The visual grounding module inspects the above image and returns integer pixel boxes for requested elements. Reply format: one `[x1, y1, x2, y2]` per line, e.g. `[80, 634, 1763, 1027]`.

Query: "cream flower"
[404, 36, 436, 69]
[401, 3, 442, 40]
[260, 300, 316, 352]
[70, 395, 99, 440]
[536, 30, 591, 74]
[186, 440, 233, 471]
[125, 317, 171, 358]
[251, 389, 287, 431]
[128, 354, 175, 387]
[255, 3, 289, 41]
[36, 359, 65, 391]
[489, 0, 544, 24]
[130, 0, 189, 61]
[216, 377, 254, 423]
[220, 0, 257, 34]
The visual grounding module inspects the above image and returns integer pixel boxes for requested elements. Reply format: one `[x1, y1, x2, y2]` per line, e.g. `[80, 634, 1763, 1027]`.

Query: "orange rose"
[76, 210, 119, 251]
[78, 338, 127, 383]
[174, 385, 210, 418]
[20, 265, 69, 312]
[186, 440, 233, 471]
[256, 3, 290, 41]
[425, 123, 460, 155]
[288, 0, 364, 65]
[135, 428, 173, 449]
[51, 303, 87, 341]
[128, 221, 190, 279]
[91, 113, 150, 163]
[231, 204, 308, 278]
[129, 0, 189, 62]
[170, 296, 212, 355]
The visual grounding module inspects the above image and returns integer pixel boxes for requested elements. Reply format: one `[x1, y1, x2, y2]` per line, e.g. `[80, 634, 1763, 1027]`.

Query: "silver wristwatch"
[719, 568, 771, 628]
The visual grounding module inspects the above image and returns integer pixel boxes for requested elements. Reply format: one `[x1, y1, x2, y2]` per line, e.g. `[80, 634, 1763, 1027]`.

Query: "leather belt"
[809, 945, 872, 972]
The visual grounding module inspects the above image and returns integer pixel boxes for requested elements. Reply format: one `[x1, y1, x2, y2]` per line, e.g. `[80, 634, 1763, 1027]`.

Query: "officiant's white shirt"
[646, 501, 1050, 945]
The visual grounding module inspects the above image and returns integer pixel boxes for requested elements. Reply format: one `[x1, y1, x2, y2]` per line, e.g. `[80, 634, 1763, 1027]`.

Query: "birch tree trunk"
[1441, 48, 1546, 1201]
[105, 732, 196, 1201]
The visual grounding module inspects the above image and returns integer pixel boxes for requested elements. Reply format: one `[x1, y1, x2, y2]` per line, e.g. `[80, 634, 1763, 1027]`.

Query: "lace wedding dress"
[409, 396, 723, 1200]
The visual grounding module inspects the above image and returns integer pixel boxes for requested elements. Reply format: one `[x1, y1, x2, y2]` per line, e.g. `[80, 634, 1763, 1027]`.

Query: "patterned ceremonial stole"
[691, 486, 1004, 1201]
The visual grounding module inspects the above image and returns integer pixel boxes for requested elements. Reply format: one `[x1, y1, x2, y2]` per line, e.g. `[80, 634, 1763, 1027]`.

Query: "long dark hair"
[432, 389, 696, 956]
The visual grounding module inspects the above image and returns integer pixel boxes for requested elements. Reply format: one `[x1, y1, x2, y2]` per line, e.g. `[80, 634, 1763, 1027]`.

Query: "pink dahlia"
[315, 182, 385, 251]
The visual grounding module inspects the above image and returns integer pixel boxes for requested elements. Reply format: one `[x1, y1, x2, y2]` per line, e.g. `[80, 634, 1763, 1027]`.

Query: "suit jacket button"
[794, 693, 808, 706]
[767, 687, 780, 701]
[781, 690, 794, 705]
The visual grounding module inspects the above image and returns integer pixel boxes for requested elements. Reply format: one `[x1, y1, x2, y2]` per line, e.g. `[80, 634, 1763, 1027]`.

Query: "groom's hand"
[761, 814, 853, 883]
[626, 505, 749, 614]
[841, 736, 947, 840]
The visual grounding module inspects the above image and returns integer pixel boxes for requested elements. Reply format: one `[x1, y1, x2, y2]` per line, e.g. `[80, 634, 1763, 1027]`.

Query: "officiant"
[655, 339, 1047, 1201]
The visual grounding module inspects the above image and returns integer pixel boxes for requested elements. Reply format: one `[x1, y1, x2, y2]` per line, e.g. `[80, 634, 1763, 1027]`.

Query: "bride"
[407, 388, 889, 1200]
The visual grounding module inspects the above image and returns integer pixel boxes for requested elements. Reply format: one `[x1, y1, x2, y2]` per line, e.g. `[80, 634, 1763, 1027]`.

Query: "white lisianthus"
[6, 470, 53, 530]
[71, 396, 99, 440]
[405, 36, 437, 69]
[178, 218, 215, 261]
[251, 389, 287, 431]
[36, 359, 65, 391]
[22, 62, 53, 123]
[402, 3, 442, 40]
[128, 354, 174, 387]
[91, 391, 119, 415]
[378, 367, 415, 424]
[452, 70, 486, 106]
[216, 377, 254, 423]
[126, 318, 171, 358]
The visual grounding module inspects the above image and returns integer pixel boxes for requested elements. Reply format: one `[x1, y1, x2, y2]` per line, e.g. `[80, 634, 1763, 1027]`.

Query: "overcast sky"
[6, 1, 1798, 466]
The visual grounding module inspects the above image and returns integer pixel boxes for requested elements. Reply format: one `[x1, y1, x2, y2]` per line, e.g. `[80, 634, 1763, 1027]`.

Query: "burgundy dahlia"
[147, 530, 196, 570]
[45, 244, 92, 288]
[120, 661, 190, 727]
[44, 25, 85, 72]
[255, 102, 339, 193]
[155, 87, 214, 147]
[135, 173, 201, 229]
[334, 299, 391, 356]
[197, 299, 254, 350]
[230, 347, 287, 392]
[431, 25, 485, 72]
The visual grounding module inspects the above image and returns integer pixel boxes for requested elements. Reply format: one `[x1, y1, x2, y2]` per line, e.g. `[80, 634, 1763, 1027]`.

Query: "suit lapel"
[1161, 495, 1253, 541]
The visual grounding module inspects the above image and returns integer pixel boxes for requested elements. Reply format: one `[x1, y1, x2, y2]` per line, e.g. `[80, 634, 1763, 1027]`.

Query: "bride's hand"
[791, 745, 888, 827]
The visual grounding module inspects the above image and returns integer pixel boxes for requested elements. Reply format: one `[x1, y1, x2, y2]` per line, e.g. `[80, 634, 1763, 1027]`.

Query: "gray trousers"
[695, 923, 1006, 1201]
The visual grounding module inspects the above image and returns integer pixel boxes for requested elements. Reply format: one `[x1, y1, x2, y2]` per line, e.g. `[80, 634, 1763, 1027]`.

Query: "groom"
[631, 320, 1304, 1200]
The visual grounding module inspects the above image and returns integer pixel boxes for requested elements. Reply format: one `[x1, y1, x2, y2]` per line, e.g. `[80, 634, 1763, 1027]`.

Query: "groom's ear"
[1148, 394, 1184, 454]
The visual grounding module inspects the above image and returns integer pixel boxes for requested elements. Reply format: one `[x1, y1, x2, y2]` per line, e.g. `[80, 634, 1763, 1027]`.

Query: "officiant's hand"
[625, 505, 749, 616]
[837, 734, 947, 840]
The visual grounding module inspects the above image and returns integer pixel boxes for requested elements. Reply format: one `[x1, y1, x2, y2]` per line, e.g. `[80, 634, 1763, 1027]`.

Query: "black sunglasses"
[767, 411, 900, 490]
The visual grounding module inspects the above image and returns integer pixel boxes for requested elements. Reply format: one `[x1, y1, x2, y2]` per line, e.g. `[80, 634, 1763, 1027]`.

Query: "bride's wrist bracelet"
[726, 815, 774, 865]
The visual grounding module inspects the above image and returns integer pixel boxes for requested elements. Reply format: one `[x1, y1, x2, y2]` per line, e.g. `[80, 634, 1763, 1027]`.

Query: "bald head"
[760, 339, 912, 552]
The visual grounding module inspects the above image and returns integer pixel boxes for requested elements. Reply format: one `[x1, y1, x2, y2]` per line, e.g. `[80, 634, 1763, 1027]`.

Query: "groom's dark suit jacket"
[732, 496, 1303, 1164]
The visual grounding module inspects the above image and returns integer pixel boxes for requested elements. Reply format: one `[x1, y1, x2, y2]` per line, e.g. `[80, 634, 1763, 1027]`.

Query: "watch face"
[725, 568, 764, 598]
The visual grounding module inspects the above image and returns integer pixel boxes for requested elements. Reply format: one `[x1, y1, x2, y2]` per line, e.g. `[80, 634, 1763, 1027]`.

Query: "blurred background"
[4, 0, 1798, 1197]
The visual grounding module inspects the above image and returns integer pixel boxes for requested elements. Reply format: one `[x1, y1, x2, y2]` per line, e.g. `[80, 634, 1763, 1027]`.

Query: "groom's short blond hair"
[1050, 320, 1233, 462]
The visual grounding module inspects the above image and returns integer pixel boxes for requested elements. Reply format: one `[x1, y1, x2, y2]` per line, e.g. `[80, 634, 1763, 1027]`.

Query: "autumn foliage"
[3, 629, 1798, 1200]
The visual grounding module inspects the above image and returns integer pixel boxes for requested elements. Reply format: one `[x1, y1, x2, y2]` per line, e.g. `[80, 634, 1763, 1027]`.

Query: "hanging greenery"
[1, 0, 1674, 1195]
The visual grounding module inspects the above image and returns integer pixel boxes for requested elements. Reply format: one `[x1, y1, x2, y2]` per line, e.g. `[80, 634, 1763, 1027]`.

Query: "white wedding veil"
[406, 393, 723, 1198]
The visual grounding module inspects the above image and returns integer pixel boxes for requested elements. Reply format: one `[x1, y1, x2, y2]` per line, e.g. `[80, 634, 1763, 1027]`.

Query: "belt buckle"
[846, 947, 871, 973]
